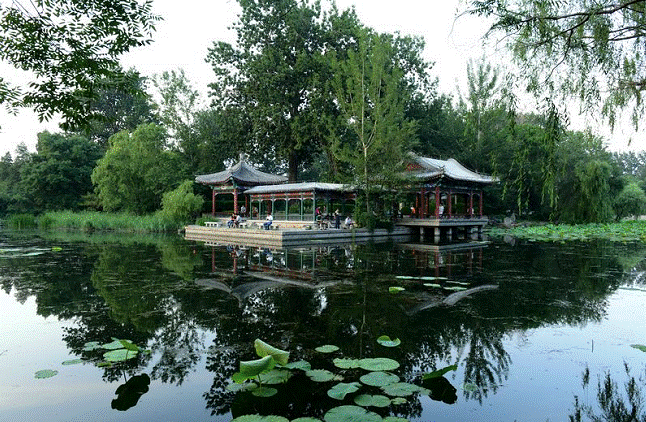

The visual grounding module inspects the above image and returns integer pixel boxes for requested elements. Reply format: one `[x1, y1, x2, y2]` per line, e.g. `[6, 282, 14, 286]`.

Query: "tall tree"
[206, 0, 361, 181]
[0, 0, 159, 130]
[469, 0, 646, 128]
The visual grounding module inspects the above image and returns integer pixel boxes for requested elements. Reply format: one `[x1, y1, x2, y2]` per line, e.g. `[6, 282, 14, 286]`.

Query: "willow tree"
[329, 30, 419, 215]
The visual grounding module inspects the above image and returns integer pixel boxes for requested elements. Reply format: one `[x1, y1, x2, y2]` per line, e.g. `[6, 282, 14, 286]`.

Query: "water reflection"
[0, 231, 643, 421]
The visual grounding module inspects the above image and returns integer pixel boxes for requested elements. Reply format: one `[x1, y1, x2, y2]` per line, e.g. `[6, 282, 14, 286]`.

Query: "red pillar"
[233, 188, 238, 213]
[211, 189, 216, 216]
[469, 192, 474, 218]
[435, 186, 440, 218]
[421, 187, 426, 218]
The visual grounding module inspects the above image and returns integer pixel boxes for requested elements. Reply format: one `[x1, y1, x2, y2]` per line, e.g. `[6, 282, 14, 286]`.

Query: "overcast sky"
[0, 0, 641, 157]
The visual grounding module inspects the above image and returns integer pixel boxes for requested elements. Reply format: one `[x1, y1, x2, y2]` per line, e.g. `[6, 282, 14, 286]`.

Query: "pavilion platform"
[184, 221, 411, 249]
[396, 216, 489, 242]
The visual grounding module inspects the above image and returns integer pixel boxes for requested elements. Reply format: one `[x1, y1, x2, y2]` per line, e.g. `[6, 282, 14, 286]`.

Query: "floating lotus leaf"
[51, 246, 63, 252]
[358, 358, 400, 371]
[377, 336, 401, 347]
[359, 371, 400, 387]
[422, 364, 458, 380]
[333, 358, 360, 369]
[259, 369, 292, 385]
[254, 339, 290, 366]
[390, 397, 408, 405]
[102, 339, 126, 350]
[252, 386, 278, 397]
[239, 355, 276, 379]
[631, 344, 646, 353]
[389, 287, 405, 294]
[315, 345, 339, 353]
[446, 280, 469, 285]
[119, 339, 140, 352]
[423, 283, 441, 288]
[444, 286, 467, 291]
[327, 382, 361, 400]
[353, 394, 391, 408]
[35, 369, 58, 379]
[292, 418, 322, 422]
[282, 360, 311, 371]
[226, 382, 258, 393]
[420, 276, 447, 281]
[323, 405, 381, 422]
[103, 349, 138, 362]
[394, 276, 415, 280]
[82, 341, 101, 351]
[383, 417, 410, 422]
[306, 369, 336, 382]
[62, 359, 84, 365]
[231, 415, 289, 422]
[381, 382, 423, 397]
[463, 382, 478, 392]
[96, 361, 112, 368]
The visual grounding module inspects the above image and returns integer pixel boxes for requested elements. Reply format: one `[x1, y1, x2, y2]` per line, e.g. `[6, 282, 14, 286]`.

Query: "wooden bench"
[205, 221, 221, 228]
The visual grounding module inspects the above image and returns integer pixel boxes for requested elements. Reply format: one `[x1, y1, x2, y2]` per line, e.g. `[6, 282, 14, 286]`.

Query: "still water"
[1, 230, 646, 422]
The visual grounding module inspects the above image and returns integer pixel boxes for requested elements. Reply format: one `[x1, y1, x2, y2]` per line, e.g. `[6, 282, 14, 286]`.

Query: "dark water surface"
[1, 230, 646, 422]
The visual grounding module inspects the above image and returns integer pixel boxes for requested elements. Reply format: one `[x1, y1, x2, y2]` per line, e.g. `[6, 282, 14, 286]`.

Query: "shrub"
[158, 181, 204, 224]
[614, 182, 646, 221]
[6, 213, 37, 229]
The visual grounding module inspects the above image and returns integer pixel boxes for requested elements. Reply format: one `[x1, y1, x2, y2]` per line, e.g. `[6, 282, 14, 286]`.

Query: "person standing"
[334, 209, 341, 229]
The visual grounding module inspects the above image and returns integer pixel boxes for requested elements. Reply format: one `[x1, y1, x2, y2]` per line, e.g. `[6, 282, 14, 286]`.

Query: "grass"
[487, 220, 646, 242]
[37, 211, 185, 233]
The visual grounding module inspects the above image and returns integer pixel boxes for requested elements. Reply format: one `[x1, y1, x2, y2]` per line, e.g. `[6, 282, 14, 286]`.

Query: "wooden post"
[421, 187, 426, 218]
[233, 188, 238, 213]
[469, 192, 474, 218]
[479, 190, 483, 217]
[211, 188, 216, 216]
[435, 186, 440, 218]
[448, 189, 452, 218]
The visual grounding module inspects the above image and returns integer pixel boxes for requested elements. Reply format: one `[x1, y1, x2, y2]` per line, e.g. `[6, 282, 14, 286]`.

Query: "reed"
[39, 211, 183, 233]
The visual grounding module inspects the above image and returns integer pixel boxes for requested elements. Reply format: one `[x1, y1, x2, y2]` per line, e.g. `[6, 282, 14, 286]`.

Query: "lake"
[1, 230, 646, 422]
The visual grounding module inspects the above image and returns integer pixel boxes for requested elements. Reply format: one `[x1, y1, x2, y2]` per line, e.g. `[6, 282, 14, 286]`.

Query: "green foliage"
[39, 210, 181, 232]
[614, 182, 646, 221]
[6, 213, 37, 229]
[91, 124, 185, 214]
[158, 181, 204, 224]
[0, 0, 160, 130]
[488, 220, 646, 243]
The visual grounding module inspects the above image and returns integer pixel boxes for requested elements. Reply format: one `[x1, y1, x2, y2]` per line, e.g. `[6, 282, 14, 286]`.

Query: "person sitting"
[263, 213, 273, 230]
[235, 213, 242, 228]
[344, 216, 354, 229]
[227, 214, 236, 228]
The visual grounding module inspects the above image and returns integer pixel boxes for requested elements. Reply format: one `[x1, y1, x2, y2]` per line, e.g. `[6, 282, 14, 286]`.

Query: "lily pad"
[254, 339, 290, 366]
[383, 417, 410, 422]
[226, 382, 258, 393]
[35, 369, 58, 379]
[381, 382, 423, 397]
[359, 371, 400, 387]
[358, 357, 400, 371]
[51, 246, 63, 252]
[238, 355, 276, 379]
[252, 386, 278, 397]
[324, 405, 381, 422]
[389, 286, 405, 294]
[292, 418, 322, 422]
[423, 283, 441, 288]
[231, 415, 289, 422]
[103, 349, 138, 362]
[377, 335, 401, 347]
[444, 286, 467, 291]
[422, 364, 458, 380]
[306, 369, 336, 382]
[315, 344, 340, 353]
[62, 358, 84, 366]
[82, 341, 101, 351]
[119, 339, 141, 352]
[282, 360, 311, 371]
[327, 382, 361, 400]
[631, 344, 646, 353]
[333, 358, 360, 369]
[96, 361, 112, 368]
[353, 394, 391, 408]
[259, 369, 292, 385]
[390, 397, 408, 405]
[101, 339, 126, 350]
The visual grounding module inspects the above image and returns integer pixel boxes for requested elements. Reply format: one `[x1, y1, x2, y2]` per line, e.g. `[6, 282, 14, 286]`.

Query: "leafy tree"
[0, 0, 160, 130]
[469, 0, 646, 128]
[91, 124, 184, 214]
[329, 29, 418, 214]
[158, 181, 204, 223]
[18, 132, 103, 212]
[206, 0, 362, 181]
[614, 182, 646, 221]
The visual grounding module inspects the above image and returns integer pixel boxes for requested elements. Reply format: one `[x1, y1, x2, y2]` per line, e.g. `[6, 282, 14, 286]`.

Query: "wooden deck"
[396, 217, 489, 241]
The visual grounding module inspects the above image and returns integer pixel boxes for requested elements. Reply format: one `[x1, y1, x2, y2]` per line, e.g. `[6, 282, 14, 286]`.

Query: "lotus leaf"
[377, 335, 401, 347]
[226, 382, 258, 393]
[381, 382, 423, 397]
[631, 344, 646, 353]
[282, 360, 311, 371]
[119, 339, 140, 352]
[315, 344, 339, 353]
[254, 339, 290, 366]
[82, 341, 101, 351]
[62, 359, 84, 365]
[231, 415, 289, 422]
[323, 405, 381, 422]
[306, 369, 336, 382]
[390, 397, 408, 405]
[104, 349, 138, 362]
[333, 358, 360, 369]
[359, 371, 400, 387]
[389, 287, 405, 294]
[96, 361, 112, 368]
[394, 276, 415, 280]
[327, 382, 361, 400]
[102, 339, 127, 350]
[353, 394, 391, 408]
[35, 369, 58, 379]
[422, 364, 458, 380]
[358, 358, 400, 371]
[259, 369, 292, 385]
[444, 286, 467, 291]
[239, 355, 276, 378]
[383, 417, 410, 422]
[252, 386, 278, 397]
[51, 247, 63, 252]
[292, 418, 322, 422]
[423, 283, 441, 288]
[420, 276, 447, 281]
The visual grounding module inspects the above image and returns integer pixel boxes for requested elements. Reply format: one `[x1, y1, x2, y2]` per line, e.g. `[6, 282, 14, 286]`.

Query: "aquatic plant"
[487, 220, 646, 243]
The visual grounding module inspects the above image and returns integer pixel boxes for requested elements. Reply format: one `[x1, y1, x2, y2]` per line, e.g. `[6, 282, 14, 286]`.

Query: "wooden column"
[233, 188, 238, 213]
[479, 190, 483, 217]
[435, 186, 440, 218]
[211, 188, 216, 216]
[469, 192, 474, 218]
[448, 189, 452, 218]
[421, 187, 426, 218]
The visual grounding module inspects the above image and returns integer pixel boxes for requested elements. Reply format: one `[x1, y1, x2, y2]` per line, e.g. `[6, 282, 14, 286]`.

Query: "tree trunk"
[288, 150, 299, 182]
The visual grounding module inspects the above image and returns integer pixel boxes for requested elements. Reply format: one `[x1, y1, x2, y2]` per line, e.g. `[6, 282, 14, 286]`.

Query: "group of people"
[227, 213, 244, 228]
[315, 207, 353, 229]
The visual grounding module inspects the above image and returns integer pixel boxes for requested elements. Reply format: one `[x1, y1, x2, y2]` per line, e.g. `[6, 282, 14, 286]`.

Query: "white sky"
[0, 0, 642, 158]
